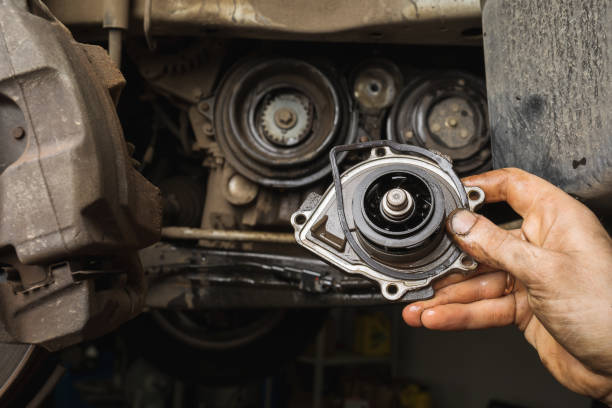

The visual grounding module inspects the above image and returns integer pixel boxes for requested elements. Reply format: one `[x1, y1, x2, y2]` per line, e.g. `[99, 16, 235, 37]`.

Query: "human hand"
[402, 168, 612, 404]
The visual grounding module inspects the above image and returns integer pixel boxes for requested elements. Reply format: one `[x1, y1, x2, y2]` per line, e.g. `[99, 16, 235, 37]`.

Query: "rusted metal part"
[162, 227, 295, 243]
[131, 40, 226, 104]
[46, 0, 483, 45]
[387, 72, 491, 175]
[212, 58, 355, 188]
[352, 59, 403, 114]
[0, 0, 161, 264]
[0, 255, 146, 350]
[138, 40, 488, 256]
[0, 0, 161, 349]
[197, 163, 312, 249]
[148, 284, 388, 309]
[158, 176, 205, 228]
[141, 243, 385, 309]
[80, 43, 126, 105]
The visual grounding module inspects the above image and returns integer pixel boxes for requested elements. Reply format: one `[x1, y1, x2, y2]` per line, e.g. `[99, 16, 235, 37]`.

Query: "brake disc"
[291, 141, 484, 301]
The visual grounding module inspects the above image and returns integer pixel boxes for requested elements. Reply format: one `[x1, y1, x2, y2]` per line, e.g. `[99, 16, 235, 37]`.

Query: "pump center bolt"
[387, 188, 408, 209]
[381, 188, 414, 220]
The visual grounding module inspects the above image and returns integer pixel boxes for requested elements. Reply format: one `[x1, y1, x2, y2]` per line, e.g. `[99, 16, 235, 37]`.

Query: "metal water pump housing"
[292, 141, 484, 301]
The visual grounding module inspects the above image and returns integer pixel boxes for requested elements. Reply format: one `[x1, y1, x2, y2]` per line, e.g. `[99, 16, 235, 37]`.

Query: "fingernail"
[450, 209, 477, 235]
[408, 304, 422, 313]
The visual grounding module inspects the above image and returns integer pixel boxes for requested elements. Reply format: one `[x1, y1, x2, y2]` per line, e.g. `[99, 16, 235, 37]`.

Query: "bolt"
[11, 127, 25, 140]
[448, 118, 458, 127]
[203, 123, 214, 136]
[431, 123, 441, 133]
[198, 101, 210, 112]
[274, 108, 297, 129]
[460, 129, 469, 138]
[278, 109, 293, 124]
[404, 130, 414, 140]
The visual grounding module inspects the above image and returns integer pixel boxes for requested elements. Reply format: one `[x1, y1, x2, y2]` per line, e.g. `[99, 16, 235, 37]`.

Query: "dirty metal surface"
[482, 0, 611, 212]
[161, 227, 295, 243]
[141, 243, 386, 309]
[45, 0, 483, 45]
[0, 0, 161, 264]
[0, 0, 161, 349]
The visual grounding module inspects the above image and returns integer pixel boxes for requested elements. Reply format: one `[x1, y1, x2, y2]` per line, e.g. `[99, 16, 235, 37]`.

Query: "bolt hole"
[468, 190, 481, 201]
[386, 284, 398, 295]
[294, 214, 307, 225]
[375, 148, 386, 157]
[369, 82, 380, 93]
[461, 255, 474, 267]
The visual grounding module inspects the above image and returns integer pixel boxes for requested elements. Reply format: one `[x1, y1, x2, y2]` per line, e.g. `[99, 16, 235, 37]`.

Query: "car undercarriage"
[0, 0, 609, 405]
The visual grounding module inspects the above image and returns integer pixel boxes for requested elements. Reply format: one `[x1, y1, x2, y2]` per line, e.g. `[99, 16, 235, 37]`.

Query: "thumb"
[446, 209, 547, 286]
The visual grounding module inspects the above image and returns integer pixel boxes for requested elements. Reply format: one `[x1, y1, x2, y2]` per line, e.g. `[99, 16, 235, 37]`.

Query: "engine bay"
[125, 39, 501, 307]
